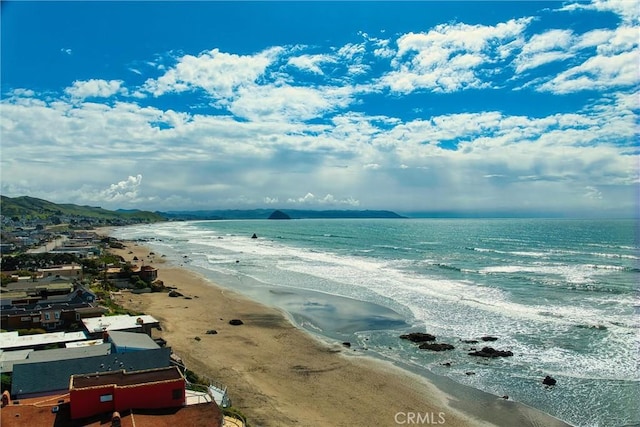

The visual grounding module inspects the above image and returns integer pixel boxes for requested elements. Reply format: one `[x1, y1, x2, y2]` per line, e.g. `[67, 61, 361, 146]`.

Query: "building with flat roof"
[11, 347, 171, 399]
[107, 330, 160, 353]
[0, 331, 87, 351]
[69, 366, 186, 420]
[82, 314, 159, 337]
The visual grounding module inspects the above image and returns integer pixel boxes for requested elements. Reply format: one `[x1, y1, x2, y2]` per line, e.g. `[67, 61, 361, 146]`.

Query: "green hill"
[0, 195, 165, 223]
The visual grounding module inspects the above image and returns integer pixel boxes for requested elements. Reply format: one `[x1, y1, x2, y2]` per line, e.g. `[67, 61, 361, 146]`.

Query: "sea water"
[111, 218, 639, 427]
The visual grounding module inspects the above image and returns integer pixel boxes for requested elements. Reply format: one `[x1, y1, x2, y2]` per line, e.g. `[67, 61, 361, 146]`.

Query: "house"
[106, 330, 160, 354]
[138, 265, 158, 283]
[10, 346, 171, 399]
[69, 366, 186, 420]
[37, 264, 83, 281]
[82, 314, 160, 338]
[0, 331, 88, 352]
[0, 285, 101, 331]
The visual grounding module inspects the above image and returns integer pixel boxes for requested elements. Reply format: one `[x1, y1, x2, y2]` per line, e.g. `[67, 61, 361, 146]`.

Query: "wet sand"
[103, 231, 571, 427]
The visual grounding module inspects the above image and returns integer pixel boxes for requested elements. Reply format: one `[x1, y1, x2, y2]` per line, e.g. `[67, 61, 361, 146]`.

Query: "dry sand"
[103, 232, 570, 427]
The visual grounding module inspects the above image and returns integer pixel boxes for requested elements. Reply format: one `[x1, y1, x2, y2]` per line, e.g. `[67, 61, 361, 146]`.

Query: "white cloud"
[98, 175, 143, 203]
[514, 29, 574, 73]
[559, 0, 640, 24]
[382, 18, 531, 93]
[286, 193, 360, 206]
[287, 54, 335, 75]
[143, 47, 282, 99]
[64, 79, 125, 99]
[538, 50, 638, 93]
[229, 84, 355, 122]
[60, 48, 72, 55]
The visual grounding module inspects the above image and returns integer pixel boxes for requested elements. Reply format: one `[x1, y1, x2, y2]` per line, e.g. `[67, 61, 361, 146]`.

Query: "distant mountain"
[0, 195, 165, 223]
[161, 209, 405, 220]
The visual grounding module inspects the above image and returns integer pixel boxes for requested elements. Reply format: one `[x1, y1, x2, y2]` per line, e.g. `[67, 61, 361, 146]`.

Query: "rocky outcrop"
[399, 332, 436, 343]
[268, 210, 291, 220]
[229, 319, 244, 326]
[543, 375, 557, 386]
[481, 336, 499, 341]
[468, 347, 513, 358]
[419, 343, 455, 351]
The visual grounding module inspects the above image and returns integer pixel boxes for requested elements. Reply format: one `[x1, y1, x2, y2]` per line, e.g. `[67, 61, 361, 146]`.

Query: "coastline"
[100, 228, 572, 427]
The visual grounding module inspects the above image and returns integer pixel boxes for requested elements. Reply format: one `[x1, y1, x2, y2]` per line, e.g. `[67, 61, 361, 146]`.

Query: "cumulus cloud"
[99, 175, 143, 203]
[143, 47, 282, 99]
[65, 79, 125, 99]
[287, 54, 335, 75]
[380, 18, 531, 93]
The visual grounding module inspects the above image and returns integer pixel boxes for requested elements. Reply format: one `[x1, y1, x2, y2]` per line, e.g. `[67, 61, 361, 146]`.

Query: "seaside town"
[0, 213, 242, 426]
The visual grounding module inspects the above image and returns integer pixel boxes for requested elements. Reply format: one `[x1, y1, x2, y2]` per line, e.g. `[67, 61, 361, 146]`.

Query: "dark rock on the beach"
[481, 336, 499, 341]
[419, 343, 455, 351]
[543, 375, 557, 386]
[468, 347, 513, 358]
[342, 342, 351, 348]
[462, 339, 479, 344]
[206, 330, 218, 335]
[194, 336, 201, 341]
[184, 296, 192, 300]
[229, 319, 244, 326]
[168, 290, 183, 298]
[399, 332, 436, 343]
[502, 395, 509, 400]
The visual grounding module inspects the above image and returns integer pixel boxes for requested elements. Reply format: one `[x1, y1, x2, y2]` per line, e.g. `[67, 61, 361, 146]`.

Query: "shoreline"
[100, 228, 571, 427]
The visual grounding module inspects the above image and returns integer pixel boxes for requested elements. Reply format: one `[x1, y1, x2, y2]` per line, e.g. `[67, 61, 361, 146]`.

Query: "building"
[137, 265, 158, 283]
[10, 346, 171, 399]
[69, 366, 186, 420]
[38, 264, 83, 280]
[107, 330, 160, 354]
[82, 314, 159, 338]
[0, 285, 100, 331]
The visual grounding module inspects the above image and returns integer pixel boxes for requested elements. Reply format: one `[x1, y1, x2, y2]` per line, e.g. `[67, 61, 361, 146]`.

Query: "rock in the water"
[481, 336, 499, 341]
[399, 332, 436, 343]
[465, 371, 476, 376]
[229, 319, 244, 326]
[419, 343, 455, 351]
[543, 375, 557, 386]
[461, 339, 479, 344]
[251, 233, 258, 239]
[342, 342, 351, 348]
[468, 346, 513, 358]
[268, 210, 291, 220]
[441, 362, 451, 367]
[206, 330, 218, 335]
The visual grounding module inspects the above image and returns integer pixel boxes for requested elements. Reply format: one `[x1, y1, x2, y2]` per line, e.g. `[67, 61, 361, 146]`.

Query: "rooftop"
[71, 366, 182, 389]
[82, 315, 158, 333]
[0, 393, 223, 427]
[0, 331, 87, 351]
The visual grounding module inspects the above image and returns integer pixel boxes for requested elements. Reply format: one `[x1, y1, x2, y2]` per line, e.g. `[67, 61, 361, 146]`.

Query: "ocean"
[111, 218, 639, 427]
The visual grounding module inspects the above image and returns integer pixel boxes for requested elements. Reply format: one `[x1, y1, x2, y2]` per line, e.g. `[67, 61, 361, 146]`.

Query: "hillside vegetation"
[0, 196, 165, 222]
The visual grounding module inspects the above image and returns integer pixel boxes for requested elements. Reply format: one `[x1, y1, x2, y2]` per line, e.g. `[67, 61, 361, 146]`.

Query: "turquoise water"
[112, 218, 639, 426]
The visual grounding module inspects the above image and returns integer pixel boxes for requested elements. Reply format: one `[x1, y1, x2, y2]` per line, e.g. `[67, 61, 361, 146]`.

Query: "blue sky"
[1, 1, 638, 217]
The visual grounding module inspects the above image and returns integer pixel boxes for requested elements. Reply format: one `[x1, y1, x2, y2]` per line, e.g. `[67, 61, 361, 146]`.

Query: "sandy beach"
[103, 232, 571, 427]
